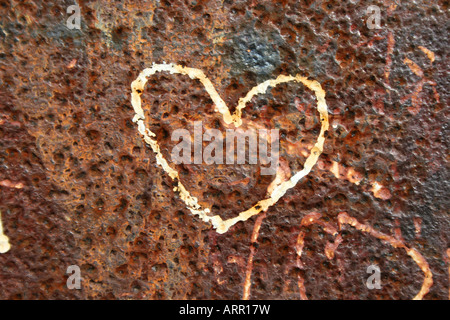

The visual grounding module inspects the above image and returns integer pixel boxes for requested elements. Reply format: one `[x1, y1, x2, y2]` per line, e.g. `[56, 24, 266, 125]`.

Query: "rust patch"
[0, 0, 448, 300]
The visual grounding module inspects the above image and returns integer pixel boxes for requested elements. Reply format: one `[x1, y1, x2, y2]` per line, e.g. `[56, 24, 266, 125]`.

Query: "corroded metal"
[0, 0, 448, 300]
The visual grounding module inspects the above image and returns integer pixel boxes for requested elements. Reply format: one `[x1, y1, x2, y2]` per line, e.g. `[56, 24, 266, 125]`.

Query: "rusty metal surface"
[0, 0, 448, 299]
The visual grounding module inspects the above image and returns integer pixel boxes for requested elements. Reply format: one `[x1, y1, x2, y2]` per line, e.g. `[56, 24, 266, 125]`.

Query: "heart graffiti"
[130, 63, 329, 234]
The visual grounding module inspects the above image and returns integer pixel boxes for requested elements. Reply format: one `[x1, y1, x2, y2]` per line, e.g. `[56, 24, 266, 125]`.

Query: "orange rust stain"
[400, 46, 439, 116]
[322, 159, 393, 200]
[267, 158, 291, 195]
[227, 255, 246, 268]
[418, 46, 435, 63]
[404, 58, 424, 77]
[394, 219, 405, 242]
[384, 32, 395, 84]
[0, 180, 24, 189]
[300, 212, 338, 236]
[228, 177, 251, 186]
[66, 59, 77, 69]
[325, 234, 343, 260]
[346, 167, 364, 186]
[286, 140, 313, 158]
[295, 230, 307, 300]
[328, 161, 364, 186]
[388, 4, 397, 14]
[370, 181, 392, 200]
[0, 115, 22, 127]
[413, 217, 422, 238]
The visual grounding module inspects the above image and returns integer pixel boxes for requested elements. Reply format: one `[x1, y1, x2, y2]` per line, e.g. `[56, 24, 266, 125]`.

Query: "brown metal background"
[0, 0, 448, 299]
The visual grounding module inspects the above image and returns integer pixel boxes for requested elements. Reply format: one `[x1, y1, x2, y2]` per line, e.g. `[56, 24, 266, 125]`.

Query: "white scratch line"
[0, 211, 11, 253]
[130, 63, 329, 234]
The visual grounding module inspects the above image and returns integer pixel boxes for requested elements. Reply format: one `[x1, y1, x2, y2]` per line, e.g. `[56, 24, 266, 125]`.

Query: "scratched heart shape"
[131, 63, 329, 234]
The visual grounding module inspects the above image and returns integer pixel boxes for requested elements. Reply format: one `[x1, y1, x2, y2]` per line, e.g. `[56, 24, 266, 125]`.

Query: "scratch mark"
[325, 234, 343, 260]
[0, 211, 11, 254]
[394, 218, 405, 242]
[66, 59, 77, 69]
[293, 211, 433, 300]
[0, 180, 24, 189]
[323, 160, 393, 199]
[413, 217, 422, 238]
[404, 58, 424, 77]
[337, 212, 433, 300]
[243, 212, 266, 300]
[329, 160, 363, 186]
[295, 212, 339, 300]
[370, 181, 392, 200]
[418, 46, 435, 63]
[384, 32, 395, 86]
[402, 52, 440, 115]
[446, 249, 450, 300]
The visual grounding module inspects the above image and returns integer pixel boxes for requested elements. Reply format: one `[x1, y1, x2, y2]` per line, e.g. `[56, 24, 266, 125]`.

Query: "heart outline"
[131, 63, 329, 234]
